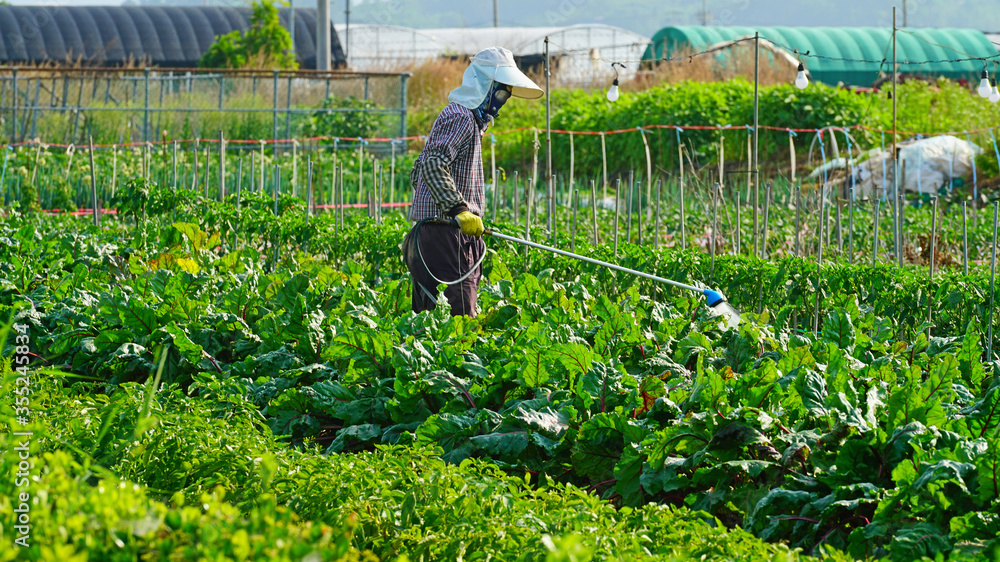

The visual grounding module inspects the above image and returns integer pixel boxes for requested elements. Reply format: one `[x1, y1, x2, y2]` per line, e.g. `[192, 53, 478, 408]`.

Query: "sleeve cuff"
[447, 203, 469, 217]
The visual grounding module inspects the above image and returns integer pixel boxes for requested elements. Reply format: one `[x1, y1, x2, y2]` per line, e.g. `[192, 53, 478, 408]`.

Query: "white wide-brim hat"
[448, 46, 544, 110]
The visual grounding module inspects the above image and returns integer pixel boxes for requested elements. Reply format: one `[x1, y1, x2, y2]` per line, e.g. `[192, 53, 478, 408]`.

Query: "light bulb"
[794, 63, 808, 89]
[606, 78, 620, 102]
[990, 80, 999, 103]
[978, 69, 991, 98]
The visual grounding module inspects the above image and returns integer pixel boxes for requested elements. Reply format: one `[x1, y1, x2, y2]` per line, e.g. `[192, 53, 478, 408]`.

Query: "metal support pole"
[317, 0, 331, 71]
[344, 0, 351, 62]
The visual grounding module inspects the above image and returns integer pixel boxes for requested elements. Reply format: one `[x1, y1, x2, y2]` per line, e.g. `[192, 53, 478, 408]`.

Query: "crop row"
[2, 193, 1000, 559]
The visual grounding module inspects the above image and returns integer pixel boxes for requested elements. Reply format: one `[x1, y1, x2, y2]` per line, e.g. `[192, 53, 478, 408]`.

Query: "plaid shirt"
[409, 103, 484, 220]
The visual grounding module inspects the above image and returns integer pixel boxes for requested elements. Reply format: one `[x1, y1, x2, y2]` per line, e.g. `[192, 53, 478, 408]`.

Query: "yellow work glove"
[455, 211, 485, 237]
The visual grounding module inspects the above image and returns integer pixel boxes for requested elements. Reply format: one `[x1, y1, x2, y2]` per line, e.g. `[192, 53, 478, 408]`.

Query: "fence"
[0, 66, 410, 150]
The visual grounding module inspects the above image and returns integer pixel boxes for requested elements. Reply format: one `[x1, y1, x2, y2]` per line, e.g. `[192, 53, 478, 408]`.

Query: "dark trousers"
[402, 222, 485, 317]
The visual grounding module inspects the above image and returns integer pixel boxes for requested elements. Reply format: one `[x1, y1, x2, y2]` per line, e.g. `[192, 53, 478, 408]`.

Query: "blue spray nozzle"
[703, 289, 725, 307]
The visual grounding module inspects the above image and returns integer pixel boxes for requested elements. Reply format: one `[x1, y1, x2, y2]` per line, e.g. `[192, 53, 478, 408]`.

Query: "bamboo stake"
[357, 140, 364, 205]
[795, 185, 801, 258]
[203, 145, 211, 198]
[512, 170, 520, 227]
[172, 141, 178, 191]
[111, 146, 118, 199]
[735, 187, 741, 255]
[836, 201, 843, 255]
[928, 196, 938, 336]
[490, 135, 496, 220]
[614, 178, 620, 257]
[568, 132, 575, 195]
[234, 157, 242, 248]
[219, 130, 226, 200]
[637, 179, 643, 246]
[492, 169, 500, 219]
[873, 199, 881, 267]
[571, 188, 578, 253]
[898, 160, 906, 267]
[654, 179, 662, 249]
[679, 140, 686, 249]
[988, 201, 998, 361]
[306, 157, 313, 219]
[711, 182, 719, 279]
[640, 128, 652, 222]
[524, 172, 533, 258]
[762, 181, 772, 259]
[390, 140, 396, 211]
[250, 150, 256, 193]
[590, 178, 598, 245]
[292, 139, 298, 196]
[337, 165, 344, 231]
[88, 136, 99, 226]
[963, 201, 969, 275]
[600, 132, 607, 196]
[848, 190, 855, 265]
[746, 131, 752, 210]
[378, 162, 384, 222]
[626, 172, 634, 244]
[726, 188, 743, 256]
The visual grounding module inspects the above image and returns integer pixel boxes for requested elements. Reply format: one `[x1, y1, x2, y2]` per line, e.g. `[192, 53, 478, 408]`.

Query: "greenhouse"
[0, 5, 345, 69]
[643, 26, 997, 87]
[337, 24, 651, 85]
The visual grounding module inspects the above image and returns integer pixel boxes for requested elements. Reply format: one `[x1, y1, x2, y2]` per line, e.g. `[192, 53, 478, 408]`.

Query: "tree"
[199, 0, 297, 70]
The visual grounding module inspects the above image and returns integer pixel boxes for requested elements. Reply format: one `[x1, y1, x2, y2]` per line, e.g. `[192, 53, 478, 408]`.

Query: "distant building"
[336, 24, 651, 86]
[644, 26, 997, 87]
[0, 5, 345, 68]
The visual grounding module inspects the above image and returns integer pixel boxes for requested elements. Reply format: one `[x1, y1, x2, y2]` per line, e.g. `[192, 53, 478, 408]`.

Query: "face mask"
[474, 82, 512, 127]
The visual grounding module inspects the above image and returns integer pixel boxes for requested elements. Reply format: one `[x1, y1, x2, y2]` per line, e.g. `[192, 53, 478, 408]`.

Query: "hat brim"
[493, 66, 544, 99]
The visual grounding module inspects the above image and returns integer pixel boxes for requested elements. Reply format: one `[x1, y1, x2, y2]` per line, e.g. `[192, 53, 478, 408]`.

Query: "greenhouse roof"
[338, 24, 650, 82]
[0, 5, 345, 69]
[643, 26, 997, 87]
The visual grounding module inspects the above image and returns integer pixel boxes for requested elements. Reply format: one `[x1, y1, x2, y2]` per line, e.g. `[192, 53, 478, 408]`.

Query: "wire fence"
[0, 66, 411, 150]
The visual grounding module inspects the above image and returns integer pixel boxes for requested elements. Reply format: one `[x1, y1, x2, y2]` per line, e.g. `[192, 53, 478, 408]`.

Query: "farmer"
[403, 46, 543, 317]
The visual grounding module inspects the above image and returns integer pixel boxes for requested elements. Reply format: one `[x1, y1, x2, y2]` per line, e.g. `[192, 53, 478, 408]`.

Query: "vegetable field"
[1, 174, 999, 561]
